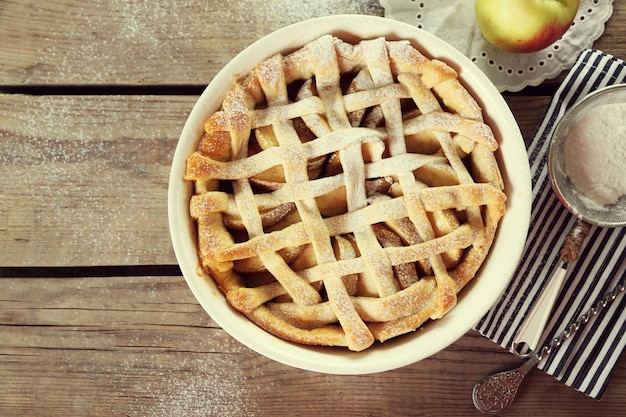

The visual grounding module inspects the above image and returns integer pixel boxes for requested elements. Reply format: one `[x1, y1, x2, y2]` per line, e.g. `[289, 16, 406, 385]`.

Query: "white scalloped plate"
[382, 0, 614, 92]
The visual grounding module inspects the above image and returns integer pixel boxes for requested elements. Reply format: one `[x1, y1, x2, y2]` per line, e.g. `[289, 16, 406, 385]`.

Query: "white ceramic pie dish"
[168, 15, 532, 374]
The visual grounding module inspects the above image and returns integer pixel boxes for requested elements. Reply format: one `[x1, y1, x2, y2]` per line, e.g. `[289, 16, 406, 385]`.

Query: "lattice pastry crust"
[185, 35, 506, 351]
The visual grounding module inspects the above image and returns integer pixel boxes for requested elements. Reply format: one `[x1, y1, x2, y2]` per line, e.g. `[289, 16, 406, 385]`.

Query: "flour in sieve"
[563, 103, 626, 210]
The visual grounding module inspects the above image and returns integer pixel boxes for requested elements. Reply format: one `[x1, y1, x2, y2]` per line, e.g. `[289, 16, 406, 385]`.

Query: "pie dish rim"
[168, 14, 532, 374]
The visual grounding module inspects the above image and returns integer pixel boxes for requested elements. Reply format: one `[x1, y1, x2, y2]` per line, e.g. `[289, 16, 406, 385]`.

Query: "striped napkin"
[474, 49, 626, 399]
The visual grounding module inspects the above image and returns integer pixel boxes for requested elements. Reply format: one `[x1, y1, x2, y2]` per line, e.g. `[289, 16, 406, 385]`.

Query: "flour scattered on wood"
[23, 0, 383, 84]
[0, 95, 188, 265]
[117, 353, 261, 417]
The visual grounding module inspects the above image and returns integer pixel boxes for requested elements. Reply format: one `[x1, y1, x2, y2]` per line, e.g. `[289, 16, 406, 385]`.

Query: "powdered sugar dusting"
[14, 0, 383, 85]
[564, 103, 626, 208]
[119, 353, 260, 417]
[1, 94, 190, 266]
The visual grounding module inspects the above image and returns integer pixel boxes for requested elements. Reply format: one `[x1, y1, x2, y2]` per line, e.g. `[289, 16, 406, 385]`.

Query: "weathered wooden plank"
[0, 94, 196, 266]
[3, 1, 625, 87]
[0, 94, 551, 266]
[0, 0, 385, 86]
[1, 275, 624, 416]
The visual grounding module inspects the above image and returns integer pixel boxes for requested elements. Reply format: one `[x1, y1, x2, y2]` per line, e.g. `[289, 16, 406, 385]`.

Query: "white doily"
[381, 0, 614, 92]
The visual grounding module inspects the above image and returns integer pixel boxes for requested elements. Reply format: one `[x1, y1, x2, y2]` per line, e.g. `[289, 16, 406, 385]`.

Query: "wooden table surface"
[1, 1, 625, 416]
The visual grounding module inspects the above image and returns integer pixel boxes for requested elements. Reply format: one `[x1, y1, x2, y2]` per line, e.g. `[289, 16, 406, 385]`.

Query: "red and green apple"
[475, 0, 581, 53]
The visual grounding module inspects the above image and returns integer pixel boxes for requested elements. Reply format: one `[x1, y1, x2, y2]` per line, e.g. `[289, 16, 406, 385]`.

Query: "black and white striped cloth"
[474, 49, 626, 399]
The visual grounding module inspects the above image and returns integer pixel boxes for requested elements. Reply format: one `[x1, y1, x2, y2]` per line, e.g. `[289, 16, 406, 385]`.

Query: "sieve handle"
[513, 262, 568, 357]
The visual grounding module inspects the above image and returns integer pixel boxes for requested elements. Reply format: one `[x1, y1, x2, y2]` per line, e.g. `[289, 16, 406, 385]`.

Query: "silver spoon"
[472, 219, 589, 415]
[513, 86, 626, 358]
[473, 85, 626, 414]
[472, 353, 540, 415]
[473, 279, 626, 415]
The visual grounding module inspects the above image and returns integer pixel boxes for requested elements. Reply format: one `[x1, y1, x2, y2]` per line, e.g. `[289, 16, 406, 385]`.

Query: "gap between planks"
[0, 265, 181, 278]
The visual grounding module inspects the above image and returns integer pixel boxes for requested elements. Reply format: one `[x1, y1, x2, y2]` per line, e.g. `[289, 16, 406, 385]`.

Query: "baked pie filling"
[184, 35, 506, 351]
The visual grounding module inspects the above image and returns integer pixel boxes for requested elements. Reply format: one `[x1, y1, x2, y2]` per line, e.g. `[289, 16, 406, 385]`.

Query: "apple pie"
[184, 35, 506, 351]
